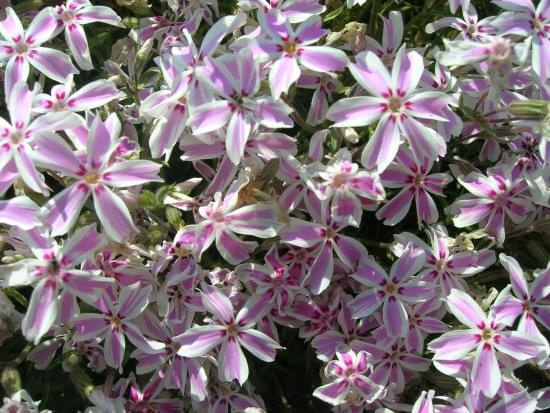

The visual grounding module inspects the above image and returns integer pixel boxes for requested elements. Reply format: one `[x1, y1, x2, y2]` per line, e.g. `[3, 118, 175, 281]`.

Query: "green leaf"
[323, 5, 345, 22]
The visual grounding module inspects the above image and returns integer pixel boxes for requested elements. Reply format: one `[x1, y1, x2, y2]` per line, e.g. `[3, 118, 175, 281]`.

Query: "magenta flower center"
[15, 42, 29, 55]
[388, 96, 403, 113]
[85, 172, 100, 184]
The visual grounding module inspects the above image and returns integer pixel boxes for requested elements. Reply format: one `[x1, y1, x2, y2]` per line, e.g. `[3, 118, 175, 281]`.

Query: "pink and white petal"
[306, 242, 334, 295]
[493, 331, 543, 360]
[450, 198, 494, 227]
[32, 132, 82, 176]
[21, 278, 58, 344]
[326, 96, 385, 128]
[406, 92, 452, 122]
[361, 114, 400, 172]
[312, 380, 350, 406]
[72, 314, 109, 341]
[200, 13, 246, 56]
[457, 173, 497, 198]
[499, 253, 528, 299]
[149, 108, 187, 159]
[124, 322, 165, 353]
[67, 79, 120, 111]
[269, 56, 301, 99]
[27, 47, 78, 83]
[384, 297, 408, 337]
[102, 160, 162, 187]
[13, 146, 48, 194]
[349, 290, 383, 319]
[176, 325, 226, 357]
[390, 243, 426, 282]
[279, 218, 324, 247]
[219, 337, 249, 385]
[333, 233, 367, 269]
[401, 116, 446, 163]
[504, 197, 532, 224]
[87, 116, 114, 169]
[295, 15, 325, 44]
[350, 51, 392, 97]
[238, 329, 281, 362]
[354, 257, 388, 286]
[376, 187, 414, 225]
[8, 81, 33, 127]
[226, 204, 280, 238]
[485, 208, 505, 245]
[104, 327, 126, 369]
[447, 289, 487, 329]
[0, 8, 23, 41]
[187, 100, 232, 135]
[532, 33, 550, 83]
[472, 344, 501, 398]
[415, 188, 439, 224]
[0, 196, 40, 230]
[42, 183, 90, 236]
[492, 288, 523, 326]
[392, 48, 424, 96]
[77, 5, 122, 26]
[92, 185, 136, 242]
[216, 228, 257, 265]
[300, 46, 348, 72]
[4, 57, 30, 100]
[226, 111, 251, 165]
[256, 98, 294, 129]
[201, 283, 234, 324]
[25, 8, 57, 46]
[64, 23, 92, 70]
[61, 224, 105, 266]
[353, 376, 385, 403]
[429, 330, 479, 359]
[331, 190, 362, 227]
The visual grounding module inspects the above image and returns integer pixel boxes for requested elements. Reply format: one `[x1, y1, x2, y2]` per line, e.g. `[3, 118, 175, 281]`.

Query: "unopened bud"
[1, 367, 21, 396]
[507, 100, 549, 118]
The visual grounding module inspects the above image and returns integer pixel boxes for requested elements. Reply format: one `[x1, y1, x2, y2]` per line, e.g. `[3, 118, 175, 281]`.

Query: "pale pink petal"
[226, 204, 280, 238]
[102, 160, 162, 187]
[333, 233, 367, 268]
[175, 325, 226, 357]
[32, 132, 82, 176]
[416, 188, 439, 224]
[401, 116, 446, 163]
[392, 48, 424, 95]
[76, 5, 122, 26]
[188, 100, 232, 135]
[354, 257, 387, 286]
[384, 297, 408, 337]
[0, 196, 40, 230]
[472, 344, 501, 397]
[118, 284, 152, 320]
[104, 327, 125, 369]
[279, 218, 324, 247]
[376, 187, 414, 225]
[21, 278, 58, 344]
[219, 337, 248, 384]
[300, 46, 348, 72]
[25, 8, 57, 46]
[295, 15, 325, 44]
[447, 289, 487, 329]
[4, 57, 29, 100]
[61, 224, 104, 266]
[361, 114, 400, 172]
[326, 96, 385, 128]
[226, 111, 251, 165]
[499, 253, 528, 299]
[216, 228, 257, 265]
[67, 79, 120, 111]
[13, 145, 47, 194]
[313, 380, 349, 406]
[429, 330, 479, 359]
[307, 242, 334, 295]
[27, 47, 78, 83]
[349, 291, 383, 318]
[72, 313, 109, 341]
[87, 116, 113, 169]
[92, 185, 136, 242]
[349, 51, 392, 97]
[269, 56, 301, 99]
[238, 329, 280, 361]
[65, 23, 92, 70]
[43, 183, 90, 236]
[493, 331, 542, 360]
[406, 92, 451, 122]
[0, 8, 23, 41]
[202, 284, 234, 324]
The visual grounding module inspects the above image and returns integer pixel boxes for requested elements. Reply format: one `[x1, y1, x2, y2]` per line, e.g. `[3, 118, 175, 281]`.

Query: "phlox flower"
[445, 166, 534, 245]
[327, 46, 450, 172]
[238, 0, 326, 22]
[0, 82, 82, 195]
[492, 0, 550, 83]
[192, 172, 282, 265]
[72, 283, 164, 370]
[493, 254, 550, 365]
[175, 284, 281, 385]
[363, 11, 403, 62]
[376, 148, 453, 226]
[348, 244, 432, 338]
[313, 349, 385, 406]
[124, 371, 183, 412]
[429, 289, 543, 398]
[0, 225, 111, 344]
[239, 10, 349, 99]
[40, 114, 162, 241]
[393, 227, 496, 295]
[0, 196, 40, 230]
[311, 148, 385, 227]
[0, 7, 77, 96]
[426, 4, 496, 41]
[53, 0, 122, 70]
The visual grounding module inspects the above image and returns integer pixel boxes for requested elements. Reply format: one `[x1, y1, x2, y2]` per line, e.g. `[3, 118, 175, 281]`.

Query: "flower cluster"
[0, 0, 549, 412]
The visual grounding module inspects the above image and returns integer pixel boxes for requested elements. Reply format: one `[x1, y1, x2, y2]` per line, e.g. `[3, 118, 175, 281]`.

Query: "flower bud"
[1, 367, 21, 396]
[507, 100, 549, 118]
